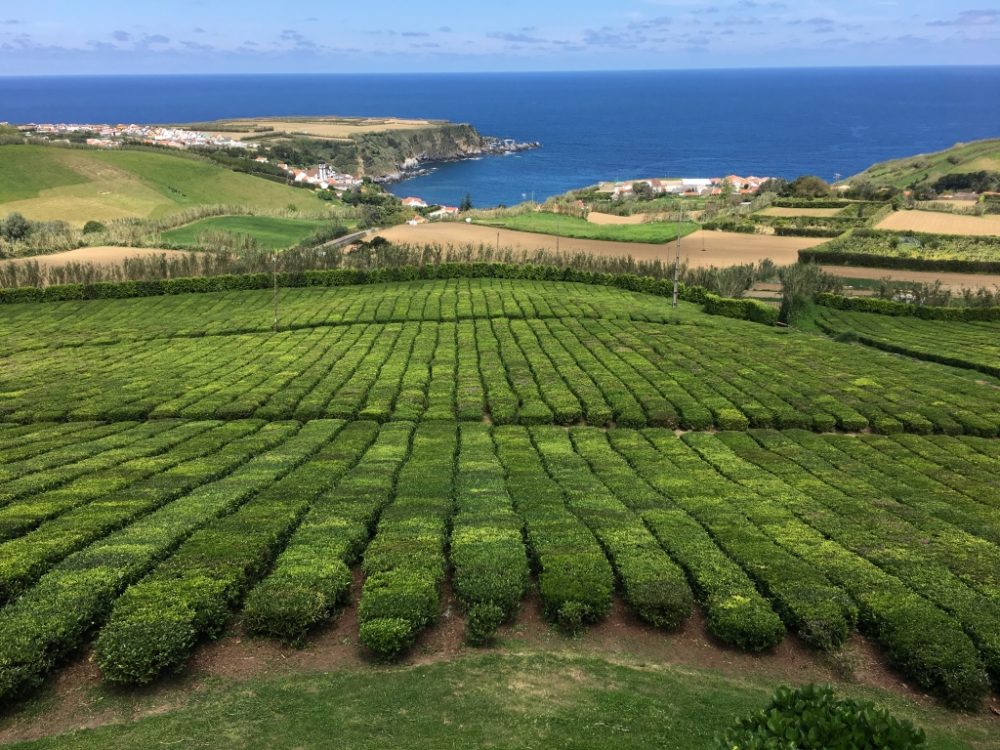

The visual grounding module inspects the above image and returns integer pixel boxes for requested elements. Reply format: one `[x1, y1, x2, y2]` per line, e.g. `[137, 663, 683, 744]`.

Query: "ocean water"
[2, 68, 999, 207]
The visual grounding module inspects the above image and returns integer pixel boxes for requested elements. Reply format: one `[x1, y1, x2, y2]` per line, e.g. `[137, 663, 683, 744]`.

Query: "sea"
[2, 67, 999, 207]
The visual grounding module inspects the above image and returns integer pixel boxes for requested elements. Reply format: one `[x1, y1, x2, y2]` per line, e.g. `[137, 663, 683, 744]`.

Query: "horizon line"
[2, 63, 1000, 79]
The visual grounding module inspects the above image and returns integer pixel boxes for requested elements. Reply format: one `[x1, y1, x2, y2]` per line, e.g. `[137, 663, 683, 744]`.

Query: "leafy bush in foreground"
[717, 684, 926, 750]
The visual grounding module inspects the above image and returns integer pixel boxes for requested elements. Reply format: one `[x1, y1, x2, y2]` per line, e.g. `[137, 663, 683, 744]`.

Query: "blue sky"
[1, 0, 998, 75]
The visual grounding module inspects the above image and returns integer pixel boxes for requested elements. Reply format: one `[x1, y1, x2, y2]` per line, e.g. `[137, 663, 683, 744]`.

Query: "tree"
[786, 175, 832, 199]
[0, 213, 31, 242]
[632, 182, 655, 201]
[460, 193, 474, 212]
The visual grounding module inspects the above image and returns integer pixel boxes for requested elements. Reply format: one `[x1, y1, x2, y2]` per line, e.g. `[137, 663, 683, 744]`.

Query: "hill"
[0, 145, 317, 226]
[845, 138, 1000, 189]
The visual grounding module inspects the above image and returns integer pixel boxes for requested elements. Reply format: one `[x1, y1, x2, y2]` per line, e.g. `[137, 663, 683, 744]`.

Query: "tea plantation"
[0, 276, 998, 720]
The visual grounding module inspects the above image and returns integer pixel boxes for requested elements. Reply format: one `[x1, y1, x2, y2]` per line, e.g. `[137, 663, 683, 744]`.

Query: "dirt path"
[377, 224, 826, 267]
[0, 247, 195, 268]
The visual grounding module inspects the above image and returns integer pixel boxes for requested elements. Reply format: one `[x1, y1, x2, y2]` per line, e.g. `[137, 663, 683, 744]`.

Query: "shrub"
[466, 603, 505, 646]
[359, 618, 414, 660]
[82, 220, 106, 235]
[717, 684, 926, 750]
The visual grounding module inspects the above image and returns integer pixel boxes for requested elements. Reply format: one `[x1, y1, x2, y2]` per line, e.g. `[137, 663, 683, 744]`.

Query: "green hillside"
[0, 145, 316, 226]
[846, 138, 1000, 189]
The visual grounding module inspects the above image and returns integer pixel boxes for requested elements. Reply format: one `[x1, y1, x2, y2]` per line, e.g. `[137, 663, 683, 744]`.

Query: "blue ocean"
[2, 68, 999, 207]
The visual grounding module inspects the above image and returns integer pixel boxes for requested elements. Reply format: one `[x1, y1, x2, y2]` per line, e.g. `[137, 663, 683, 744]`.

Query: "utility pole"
[672, 200, 684, 310]
[272, 253, 280, 333]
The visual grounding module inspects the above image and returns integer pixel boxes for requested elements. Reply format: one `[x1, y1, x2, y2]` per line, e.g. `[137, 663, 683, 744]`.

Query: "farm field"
[161, 215, 331, 249]
[0, 247, 194, 268]
[828, 266, 1000, 291]
[378, 223, 826, 266]
[475, 211, 699, 243]
[0, 145, 315, 225]
[2, 280, 1000, 432]
[1, 273, 999, 743]
[877, 210, 1000, 237]
[758, 207, 844, 218]
[0, 418, 998, 710]
[190, 115, 438, 140]
[805, 229, 1000, 267]
[816, 307, 1000, 377]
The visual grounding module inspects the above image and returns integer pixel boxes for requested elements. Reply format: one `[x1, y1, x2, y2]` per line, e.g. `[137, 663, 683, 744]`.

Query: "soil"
[376, 223, 827, 268]
[0, 247, 195, 268]
[585, 212, 652, 225]
[877, 210, 1000, 237]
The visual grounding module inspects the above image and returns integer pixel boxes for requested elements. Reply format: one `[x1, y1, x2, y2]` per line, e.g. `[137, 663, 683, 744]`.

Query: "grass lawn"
[476, 211, 699, 243]
[161, 215, 332, 249]
[2, 653, 992, 750]
[0, 145, 317, 226]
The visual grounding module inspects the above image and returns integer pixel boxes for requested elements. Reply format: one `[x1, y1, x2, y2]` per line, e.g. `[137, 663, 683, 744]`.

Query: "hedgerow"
[0, 421, 297, 703]
[358, 424, 457, 658]
[94, 421, 353, 684]
[240, 421, 404, 644]
[493, 426, 614, 632]
[450, 424, 529, 644]
[531, 426, 694, 630]
[684, 432, 990, 708]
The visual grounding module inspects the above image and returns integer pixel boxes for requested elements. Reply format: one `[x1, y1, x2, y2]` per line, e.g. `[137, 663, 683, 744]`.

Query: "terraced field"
[817, 307, 1000, 377]
[0, 276, 998, 715]
[3, 280, 1000, 433]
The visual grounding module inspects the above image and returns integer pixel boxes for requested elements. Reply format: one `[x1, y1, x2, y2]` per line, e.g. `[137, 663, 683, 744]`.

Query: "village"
[599, 175, 776, 199]
[16, 122, 255, 151]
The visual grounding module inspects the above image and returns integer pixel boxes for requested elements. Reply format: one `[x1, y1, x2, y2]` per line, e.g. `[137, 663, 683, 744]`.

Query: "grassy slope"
[161, 216, 330, 249]
[846, 139, 1000, 189]
[476, 212, 699, 243]
[0, 145, 314, 226]
[3, 654, 991, 750]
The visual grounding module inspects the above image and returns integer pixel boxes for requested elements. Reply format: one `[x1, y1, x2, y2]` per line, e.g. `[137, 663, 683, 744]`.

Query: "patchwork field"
[877, 210, 1000, 237]
[161, 215, 332, 249]
[0, 145, 315, 225]
[0, 274, 998, 745]
[475, 211, 699, 243]
[379, 224, 826, 267]
[192, 116, 438, 141]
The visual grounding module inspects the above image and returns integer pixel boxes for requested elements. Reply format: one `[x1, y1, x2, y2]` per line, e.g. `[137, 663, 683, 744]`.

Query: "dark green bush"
[82, 221, 106, 234]
[717, 684, 926, 750]
[465, 603, 505, 646]
[359, 618, 414, 660]
[704, 294, 779, 326]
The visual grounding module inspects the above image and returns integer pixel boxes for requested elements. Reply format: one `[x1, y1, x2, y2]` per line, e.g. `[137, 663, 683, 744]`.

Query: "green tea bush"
[717, 684, 926, 750]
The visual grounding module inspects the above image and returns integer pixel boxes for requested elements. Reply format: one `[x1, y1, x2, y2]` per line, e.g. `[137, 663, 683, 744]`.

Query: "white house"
[401, 197, 428, 208]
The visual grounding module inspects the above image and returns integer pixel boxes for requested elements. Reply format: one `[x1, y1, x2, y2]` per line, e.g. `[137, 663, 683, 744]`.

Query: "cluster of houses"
[283, 162, 363, 192]
[19, 122, 254, 151]
[402, 197, 460, 223]
[599, 175, 774, 199]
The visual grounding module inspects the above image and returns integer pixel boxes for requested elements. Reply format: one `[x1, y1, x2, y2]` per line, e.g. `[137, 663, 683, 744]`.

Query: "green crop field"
[1, 274, 999, 746]
[816, 307, 1000, 377]
[161, 215, 333, 249]
[476, 211, 699, 243]
[3, 280, 999, 433]
[0, 145, 316, 226]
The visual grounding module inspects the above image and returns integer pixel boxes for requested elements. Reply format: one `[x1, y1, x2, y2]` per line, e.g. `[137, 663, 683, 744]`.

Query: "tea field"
[0, 276, 998, 723]
[816, 307, 1000, 377]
